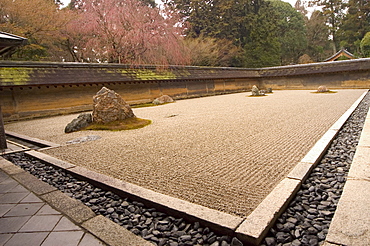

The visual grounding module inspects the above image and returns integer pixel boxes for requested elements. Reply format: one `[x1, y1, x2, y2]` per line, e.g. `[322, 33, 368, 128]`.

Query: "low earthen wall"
[1, 59, 370, 121]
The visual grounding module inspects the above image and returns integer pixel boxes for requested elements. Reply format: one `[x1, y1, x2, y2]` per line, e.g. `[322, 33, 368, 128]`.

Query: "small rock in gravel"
[121, 201, 129, 207]
[231, 237, 243, 246]
[179, 235, 192, 242]
[210, 241, 219, 246]
[265, 237, 276, 246]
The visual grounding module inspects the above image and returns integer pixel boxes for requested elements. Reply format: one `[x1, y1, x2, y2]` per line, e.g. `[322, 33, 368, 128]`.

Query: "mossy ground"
[313, 91, 337, 94]
[85, 117, 151, 131]
[131, 103, 157, 108]
[131, 102, 174, 108]
[248, 94, 268, 97]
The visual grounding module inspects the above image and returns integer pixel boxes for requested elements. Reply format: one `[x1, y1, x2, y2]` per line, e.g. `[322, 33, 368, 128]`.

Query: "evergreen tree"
[306, 10, 331, 61]
[360, 32, 370, 57]
[310, 0, 345, 51]
[338, 0, 370, 55]
[271, 0, 307, 65]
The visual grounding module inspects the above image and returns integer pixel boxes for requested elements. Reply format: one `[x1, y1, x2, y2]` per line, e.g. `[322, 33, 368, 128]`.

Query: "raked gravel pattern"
[4, 90, 367, 217]
[262, 92, 370, 246]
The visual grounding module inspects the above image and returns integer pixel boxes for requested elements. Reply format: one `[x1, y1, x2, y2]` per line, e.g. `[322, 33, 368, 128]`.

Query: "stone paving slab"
[325, 179, 370, 246]
[82, 215, 153, 246]
[236, 178, 301, 245]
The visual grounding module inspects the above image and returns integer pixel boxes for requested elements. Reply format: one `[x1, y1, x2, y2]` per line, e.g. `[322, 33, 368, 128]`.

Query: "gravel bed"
[261, 92, 370, 246]
[4, 152, 243, 246]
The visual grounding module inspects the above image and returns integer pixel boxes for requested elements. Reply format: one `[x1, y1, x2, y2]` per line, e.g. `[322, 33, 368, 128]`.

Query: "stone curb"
[235, 90, 368, 245]
[0, 156, 150, 246]
[82, 215, 153, 246]
[5, 130, 60, 150]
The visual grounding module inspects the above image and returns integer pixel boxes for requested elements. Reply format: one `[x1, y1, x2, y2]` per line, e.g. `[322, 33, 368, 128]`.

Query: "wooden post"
[0, 106, 7, 150]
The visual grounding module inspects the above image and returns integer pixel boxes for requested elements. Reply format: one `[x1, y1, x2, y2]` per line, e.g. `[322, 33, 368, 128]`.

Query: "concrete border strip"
[235, 90, 368, 245]
[5, 130, 60, 150]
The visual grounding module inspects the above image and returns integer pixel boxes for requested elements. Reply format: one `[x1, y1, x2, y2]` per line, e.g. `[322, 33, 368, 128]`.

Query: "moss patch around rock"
[85, 117, 151, 131]
[311, 91, 337, 94]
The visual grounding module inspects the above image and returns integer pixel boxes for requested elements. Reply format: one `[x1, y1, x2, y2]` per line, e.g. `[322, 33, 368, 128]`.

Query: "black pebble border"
[4, 153, 243, 246]
[261, 91, 370, 246]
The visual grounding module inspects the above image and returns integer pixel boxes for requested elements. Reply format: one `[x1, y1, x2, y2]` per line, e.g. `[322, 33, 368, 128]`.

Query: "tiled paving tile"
[0, 204, 15, 217]
[21, 192, 43, 203]
[36, 204, 61, 215]
[4, 203, 44, 217]
[4, 232, 49, 246]
[41, 231, 84, 246]
[78, 233, 106, 246]
[0, 182, 18, 194]
[19, 215, 62, 232]
[0, 216, 31, 233]
[0, 171, 9, 182]
[0, 192, 29, 204]
[53, 217, 81, 231]
[8, 184, 29, 193]
[0, 233, 12, 245]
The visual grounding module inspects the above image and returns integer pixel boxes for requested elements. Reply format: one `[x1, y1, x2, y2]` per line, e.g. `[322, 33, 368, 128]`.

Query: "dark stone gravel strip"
[262, 91, 370, 246]
[4, 152, 243, 246]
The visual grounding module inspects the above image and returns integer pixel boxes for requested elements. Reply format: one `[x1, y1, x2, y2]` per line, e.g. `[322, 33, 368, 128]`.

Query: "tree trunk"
[0, 106, 7, 151]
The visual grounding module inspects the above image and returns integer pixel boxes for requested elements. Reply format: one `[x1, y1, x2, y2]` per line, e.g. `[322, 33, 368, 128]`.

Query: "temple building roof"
[324, 48, 356, 62]
[0, 32, 28, 56]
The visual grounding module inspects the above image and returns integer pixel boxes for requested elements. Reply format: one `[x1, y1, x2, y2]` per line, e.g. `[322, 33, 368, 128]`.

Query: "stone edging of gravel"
[5, 130, 61, 150]
[235, 90, 368, 245]
[24, 150, 244, 234]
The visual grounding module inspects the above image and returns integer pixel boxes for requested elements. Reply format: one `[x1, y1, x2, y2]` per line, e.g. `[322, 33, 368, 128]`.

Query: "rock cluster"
[93, 87, 135, 124]
[64, 87, 136, 133]
[64, 113, 92, 133]
[251, 85, 265, 96]
[262, 92, 369, 246]
[5, 152, 243, 246]
[153, 95, 174, 105]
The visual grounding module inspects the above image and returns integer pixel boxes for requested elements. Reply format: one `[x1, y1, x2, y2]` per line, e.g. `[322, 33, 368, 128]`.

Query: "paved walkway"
[0, 169, 104, 246]
[0, 153, 153, 246]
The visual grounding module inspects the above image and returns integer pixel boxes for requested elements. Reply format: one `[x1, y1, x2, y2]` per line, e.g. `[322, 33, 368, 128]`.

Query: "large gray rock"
[92, 87, 135, 124]
[153, 95, 174, 105]
[65, 113, 92, 133]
